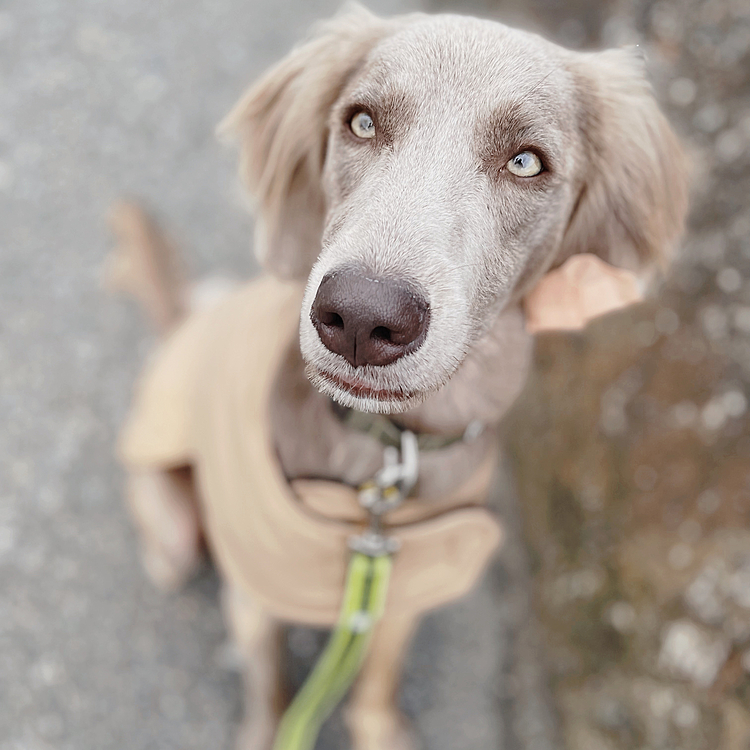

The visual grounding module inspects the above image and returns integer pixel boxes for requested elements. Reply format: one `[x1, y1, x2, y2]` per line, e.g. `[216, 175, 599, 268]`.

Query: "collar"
[332, 402, 484, 452]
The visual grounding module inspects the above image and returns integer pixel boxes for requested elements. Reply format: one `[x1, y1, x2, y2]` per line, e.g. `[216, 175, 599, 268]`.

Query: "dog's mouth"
[307, 365, 419, 412]
[319, 368, 414, 401]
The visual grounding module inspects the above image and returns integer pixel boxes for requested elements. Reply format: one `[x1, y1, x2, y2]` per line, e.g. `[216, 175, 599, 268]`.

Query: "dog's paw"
[347, 707, 419, 750]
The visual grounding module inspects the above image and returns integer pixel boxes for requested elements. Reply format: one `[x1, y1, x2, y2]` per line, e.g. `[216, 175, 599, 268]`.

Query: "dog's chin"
[305, 364, 433, 414]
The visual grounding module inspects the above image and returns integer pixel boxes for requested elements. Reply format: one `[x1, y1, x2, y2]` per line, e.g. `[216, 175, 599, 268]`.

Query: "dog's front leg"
[126, 467, 203, 590]
[345, 611, 420, 750]
[222, 586, 285, 750]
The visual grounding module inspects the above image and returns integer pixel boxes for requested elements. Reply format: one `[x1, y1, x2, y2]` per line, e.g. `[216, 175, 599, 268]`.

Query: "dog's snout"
[311, 272, 430, 367]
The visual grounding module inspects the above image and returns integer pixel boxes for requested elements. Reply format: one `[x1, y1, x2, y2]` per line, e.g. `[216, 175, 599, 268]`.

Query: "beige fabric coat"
[119, 275, 502, 626]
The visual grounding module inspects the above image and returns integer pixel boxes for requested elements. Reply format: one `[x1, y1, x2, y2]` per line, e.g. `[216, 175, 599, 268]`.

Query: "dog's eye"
[507, 151, 543, 177]
[350, 111, 375, 139]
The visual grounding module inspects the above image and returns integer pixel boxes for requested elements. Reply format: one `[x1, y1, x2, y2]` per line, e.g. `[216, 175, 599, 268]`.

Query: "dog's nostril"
[370, 326, 392, 342]
[320, 311, 344, 329]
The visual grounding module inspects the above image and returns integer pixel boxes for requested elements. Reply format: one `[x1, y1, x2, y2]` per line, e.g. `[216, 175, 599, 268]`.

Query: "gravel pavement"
[0, 2, 553, 749]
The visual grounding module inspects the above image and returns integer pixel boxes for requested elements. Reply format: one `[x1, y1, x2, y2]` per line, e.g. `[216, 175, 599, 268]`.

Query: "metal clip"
[349, 430, 419, 557]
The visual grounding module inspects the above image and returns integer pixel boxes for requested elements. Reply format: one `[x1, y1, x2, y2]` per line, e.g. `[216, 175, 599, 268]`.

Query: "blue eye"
[350, 111, 376, 139]
[507, 151, 543, 177]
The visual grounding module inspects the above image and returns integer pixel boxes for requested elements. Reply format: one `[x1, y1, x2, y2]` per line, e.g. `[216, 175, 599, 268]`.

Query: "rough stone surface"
[505, 0, 750, 747]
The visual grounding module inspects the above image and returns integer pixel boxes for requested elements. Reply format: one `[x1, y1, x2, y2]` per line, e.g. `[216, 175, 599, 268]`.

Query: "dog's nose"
[311, 271, 430, 367]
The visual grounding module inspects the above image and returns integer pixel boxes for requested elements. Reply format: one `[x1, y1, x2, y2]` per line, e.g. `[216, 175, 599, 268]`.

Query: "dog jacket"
[118, 275, 502, 625]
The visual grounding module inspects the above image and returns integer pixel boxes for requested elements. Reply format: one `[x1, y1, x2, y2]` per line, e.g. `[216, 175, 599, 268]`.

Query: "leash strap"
[272, 551, 392, 750]
[273, 430, 418, 750]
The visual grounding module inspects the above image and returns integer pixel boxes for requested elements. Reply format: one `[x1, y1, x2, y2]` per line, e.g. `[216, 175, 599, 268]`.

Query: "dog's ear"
[560, 48, 690, 275]
[219, 5, 391, 279]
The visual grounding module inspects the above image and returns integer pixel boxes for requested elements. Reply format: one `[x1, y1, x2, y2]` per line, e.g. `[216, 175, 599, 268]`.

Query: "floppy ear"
[218, 5, 392, 279]
[560, 48, 690, 275]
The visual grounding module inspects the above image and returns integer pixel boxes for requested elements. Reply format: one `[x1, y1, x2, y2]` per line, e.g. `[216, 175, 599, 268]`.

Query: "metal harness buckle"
[348, 429, 419, 557]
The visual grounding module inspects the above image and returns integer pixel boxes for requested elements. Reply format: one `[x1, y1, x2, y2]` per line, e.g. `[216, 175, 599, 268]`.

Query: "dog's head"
[221, 5, 688, 414]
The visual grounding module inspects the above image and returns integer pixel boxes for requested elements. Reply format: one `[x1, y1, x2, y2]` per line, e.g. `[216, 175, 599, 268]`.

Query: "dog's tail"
[105, 201, 189, 335]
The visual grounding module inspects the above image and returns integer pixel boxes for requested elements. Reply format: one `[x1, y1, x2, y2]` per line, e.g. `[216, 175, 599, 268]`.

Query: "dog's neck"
[270, 302, 533, 496]
[393, 303, 533, 434]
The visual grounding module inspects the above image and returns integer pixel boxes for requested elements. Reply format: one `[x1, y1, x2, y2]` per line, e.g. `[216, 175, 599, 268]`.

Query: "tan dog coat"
[119, 275, 503, 626]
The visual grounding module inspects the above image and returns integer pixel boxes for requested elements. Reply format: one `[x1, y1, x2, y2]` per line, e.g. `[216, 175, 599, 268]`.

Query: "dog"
[111, 5, 688, 749]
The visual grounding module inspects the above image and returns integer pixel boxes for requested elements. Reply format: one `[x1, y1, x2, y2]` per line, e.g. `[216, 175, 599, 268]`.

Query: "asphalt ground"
[0, 1, 554, 748]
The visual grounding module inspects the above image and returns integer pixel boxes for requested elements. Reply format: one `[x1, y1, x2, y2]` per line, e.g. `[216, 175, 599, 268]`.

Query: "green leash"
[272, 431, 419, 750]
[272, 552, 392, 750]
